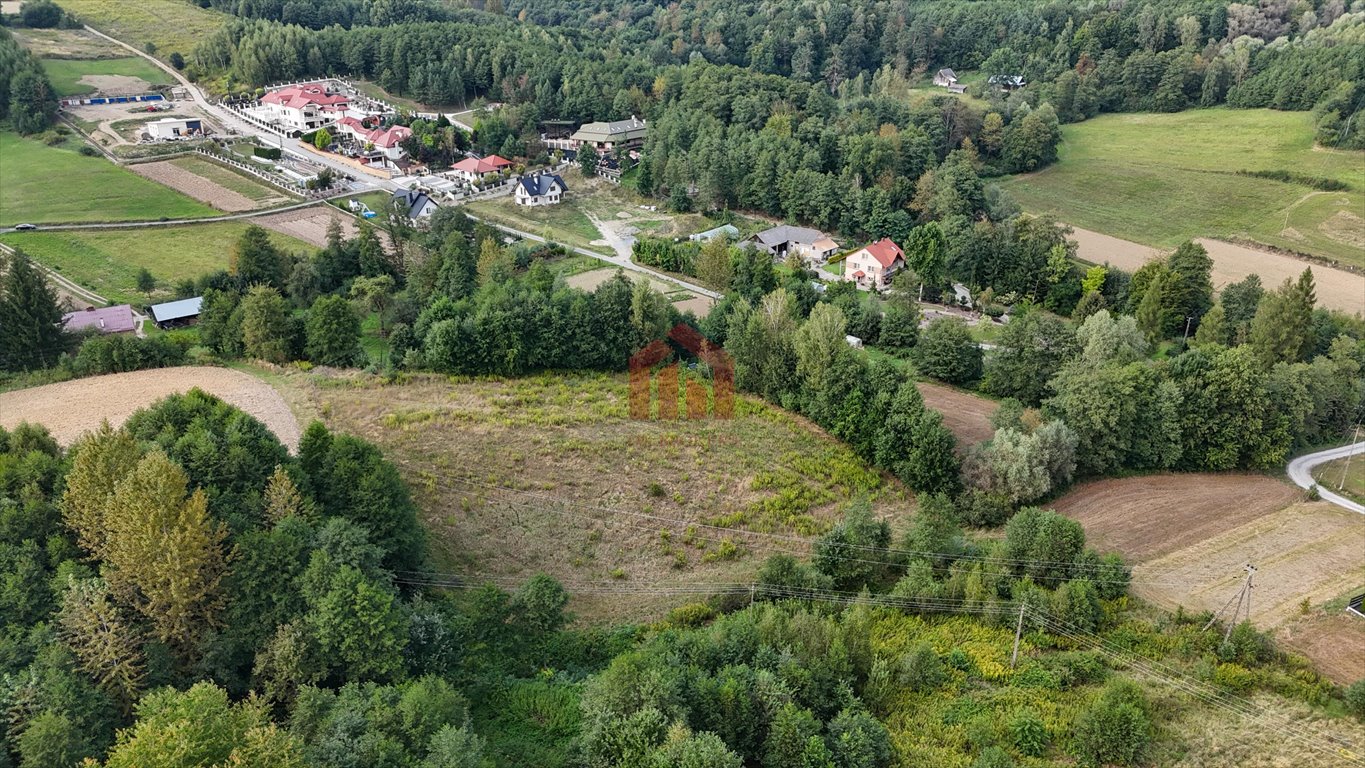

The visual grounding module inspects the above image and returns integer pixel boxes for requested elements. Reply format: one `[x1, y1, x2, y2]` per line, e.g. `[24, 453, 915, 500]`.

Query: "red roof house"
[843, 238, 905, 291]
[449, 154, 514, 182]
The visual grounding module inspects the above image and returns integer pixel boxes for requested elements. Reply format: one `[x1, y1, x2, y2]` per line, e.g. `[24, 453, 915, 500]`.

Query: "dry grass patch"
[1051, 473, 1303, 561]
[1133, 501, 1365, 627]
[291, 371, 908, 623]
[1277, 612, 1365, 686]
[915, 381, 997, 446]
[1159, 693, 1365, 767]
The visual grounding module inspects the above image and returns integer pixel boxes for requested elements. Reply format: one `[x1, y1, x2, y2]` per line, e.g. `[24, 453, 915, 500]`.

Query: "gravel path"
[0, 366, 300, 450]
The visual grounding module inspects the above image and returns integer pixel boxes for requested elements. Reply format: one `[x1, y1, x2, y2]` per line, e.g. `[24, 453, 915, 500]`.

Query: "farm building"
[146, 117, 204, 140]
[947, 83, 967, 94]
[933, 68, 959, 87]
[689, 224, 740, 243]
[749, 225, 839, 265]
[61, 305, 136, 335]
[514, 173, 567, 206]
[148, 296, 203, 329]
[988, 74, 1026, 90]
[844, 238, 906, 291]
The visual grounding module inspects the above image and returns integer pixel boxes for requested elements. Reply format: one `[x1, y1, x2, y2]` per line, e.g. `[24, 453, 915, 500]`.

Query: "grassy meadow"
[53, 0, 226, 65]
[0, 223, 312, 305]
[40, 56, 172, 97]
[0, 131, 218, 225]
[1002, 109, 1365, 268]
[1313, 455, 1365, 506]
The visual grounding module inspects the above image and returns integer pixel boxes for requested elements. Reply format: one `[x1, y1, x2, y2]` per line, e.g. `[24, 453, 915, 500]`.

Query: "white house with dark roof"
[514, 173, 567, 206]
[933, 68, 959, 87]
[392, 189, 439, 218]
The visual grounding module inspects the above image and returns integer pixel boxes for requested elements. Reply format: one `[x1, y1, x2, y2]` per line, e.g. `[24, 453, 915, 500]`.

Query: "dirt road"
[0, 366, 300, 449]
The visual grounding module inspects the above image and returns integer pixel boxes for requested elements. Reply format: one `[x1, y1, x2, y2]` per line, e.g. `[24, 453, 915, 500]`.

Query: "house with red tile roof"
[449, 154, 514, 183]
[843, 238, 905, 291]
[260, 84, 350, 133]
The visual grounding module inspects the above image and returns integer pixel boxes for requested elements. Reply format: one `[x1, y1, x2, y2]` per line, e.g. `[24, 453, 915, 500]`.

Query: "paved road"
[83, 26, 399, 193]
[1287, 440, 1365, 514]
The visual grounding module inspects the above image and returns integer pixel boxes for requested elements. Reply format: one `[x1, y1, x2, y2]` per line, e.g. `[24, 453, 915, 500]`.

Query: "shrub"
[253, 146, 282, 160]
[1009, 708, 1047, 757]
[70, 333, 187, 377]
[78, 144, 98, 156]
[1212, 662, 1256, 692]
[1346, 680, 1365, 721]
[1071, 680, 1151, 767]
[899, 642, 947, 692]
[971, 746, 1014, 768]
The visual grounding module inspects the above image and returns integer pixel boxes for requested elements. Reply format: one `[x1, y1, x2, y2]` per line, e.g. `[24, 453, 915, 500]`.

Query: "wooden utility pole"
[1338, 424, 1361, 491]
[1010, 600, 1027, 668]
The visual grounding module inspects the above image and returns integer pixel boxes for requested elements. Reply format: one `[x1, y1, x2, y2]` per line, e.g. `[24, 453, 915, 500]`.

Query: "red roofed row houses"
[336, 117, 413, 162]
[449, 154, 514, 184]
[61, 305, 136, 335]
[259, 84, 351, 134]
[843, 238, 906, 291]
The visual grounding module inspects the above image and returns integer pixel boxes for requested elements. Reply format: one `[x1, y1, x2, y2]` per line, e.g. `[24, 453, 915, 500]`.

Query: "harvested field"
[256, 205, 377, 248]
[129, 160, 258, 212]
[0, 366, 300, 450]
[915, 381, 997, 446]
[1052, 473, 1303, 561]
[1132, 502, 1365, 627]
[12, 27, 125, 58]
[564, 266, 710, 315]
[1068, 226, 1364, 315]
[672, 295, 715, 317]
[279, 371, 908, 622]
[1277, 612, 1365, 686]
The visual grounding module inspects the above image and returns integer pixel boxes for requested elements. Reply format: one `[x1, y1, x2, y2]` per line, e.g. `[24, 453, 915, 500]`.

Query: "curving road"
[1287, 440, 1365, 514]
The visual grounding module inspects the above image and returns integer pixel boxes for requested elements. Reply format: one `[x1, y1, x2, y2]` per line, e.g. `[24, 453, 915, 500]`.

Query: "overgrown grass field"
[53, 0, 226, 65]
[1313, 456, 1365, 506]
[0, 223, 311, 305]
[0, 131, 218, 225]
[1002, 109, 1365, 268]
[40, 56, 172, 97]
[168, 155, 297, 204]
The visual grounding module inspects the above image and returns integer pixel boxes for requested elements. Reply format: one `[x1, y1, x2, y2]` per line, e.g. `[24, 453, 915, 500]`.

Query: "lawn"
[40, 56, 172, 97]
[0, 131, 217, 226]
[1313, 455, 1365, 506]
[1001, 108, 1365, 268]
[168, 155, 297, 204]
[54, 0, 227, 66]
[0, 223, 312, 305]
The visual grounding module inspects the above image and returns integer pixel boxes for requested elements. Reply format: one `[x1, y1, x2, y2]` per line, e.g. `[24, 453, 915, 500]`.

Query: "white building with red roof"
[844, 237, 906, 291]
[449, 154, 514, 183]
[336, 117, 412, 160]
[260, 84, 351, 133]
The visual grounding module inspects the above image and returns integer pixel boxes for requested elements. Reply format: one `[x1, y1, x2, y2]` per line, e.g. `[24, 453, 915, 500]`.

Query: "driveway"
[1287, 441, 1365, 514]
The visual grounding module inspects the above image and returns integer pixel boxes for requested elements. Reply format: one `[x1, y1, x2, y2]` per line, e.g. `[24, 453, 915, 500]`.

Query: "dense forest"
[0, 26, 58, 134]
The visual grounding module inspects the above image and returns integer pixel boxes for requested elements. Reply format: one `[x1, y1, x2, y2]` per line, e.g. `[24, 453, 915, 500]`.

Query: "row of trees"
[0, 26, 57, 134]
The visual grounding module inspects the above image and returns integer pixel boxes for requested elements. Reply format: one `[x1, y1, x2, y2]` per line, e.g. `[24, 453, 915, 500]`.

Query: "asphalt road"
[1287, 440, 1365, 514]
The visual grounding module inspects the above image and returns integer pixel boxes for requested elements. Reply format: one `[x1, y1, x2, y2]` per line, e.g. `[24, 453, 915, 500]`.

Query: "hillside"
[1002, 109, 1365, 269]
[280, 370, 911, 622]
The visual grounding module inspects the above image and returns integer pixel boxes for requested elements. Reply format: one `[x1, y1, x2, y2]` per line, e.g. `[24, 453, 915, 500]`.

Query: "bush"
[1071, 680, 1151, 767]
[1009, 708, 1047, 757]
[78, 144, 98, 157]
[253, 146, 282, 160]
[1346, 680, 1365, 721]
[971, 746, 1014, 768]
[1212, 662, 1256, 692]
[69, 333, 187, 377]
[899, 642, 947, 692]
[914, 317, 983, 385]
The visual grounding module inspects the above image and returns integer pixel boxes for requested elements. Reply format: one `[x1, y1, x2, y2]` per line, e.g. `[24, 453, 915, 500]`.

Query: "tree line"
[0, 26, 58, 134]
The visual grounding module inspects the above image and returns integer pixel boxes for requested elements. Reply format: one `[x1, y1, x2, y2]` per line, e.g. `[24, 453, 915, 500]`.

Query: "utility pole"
[1339, 424, 1361, 492]
[1010, 599, 1027, 668]
[1202, 564, 1257, 641]
[1182, 316, 1193, 344]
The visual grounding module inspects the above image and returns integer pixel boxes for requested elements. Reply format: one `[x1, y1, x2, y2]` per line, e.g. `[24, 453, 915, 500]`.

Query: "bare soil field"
[915, 381, 997, 446]
[1132, 501, 1365, 627]
[1277, 612, 1365, 685]
[564, 266, 711, 317]
[672, 295, 715, 317]
[1068, 225, 1364, 314]
[256, 205, 374, 248]
[276, 370, 907, 622]
[0, 366, 300, 450]
[129, 160, 259, 212]
[1052, 473, 1303, 561]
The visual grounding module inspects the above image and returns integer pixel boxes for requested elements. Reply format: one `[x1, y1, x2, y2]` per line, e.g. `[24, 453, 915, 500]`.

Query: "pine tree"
[58, 577, 147, 709]
[0, 249, 66, 371]
[229, 226, 286, 288]
[1250, 270, 1316, 364]
[240, 285, 291, 363]
[1136, 269, 1168, 343]
[61, 422, 141, 559]
[1193, 303, 1227, 347]
[103, 451, 228, 658]
[263, 465, 309, 524]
